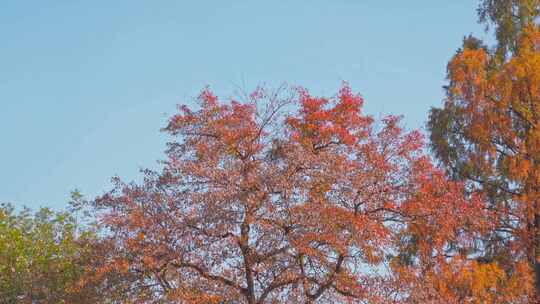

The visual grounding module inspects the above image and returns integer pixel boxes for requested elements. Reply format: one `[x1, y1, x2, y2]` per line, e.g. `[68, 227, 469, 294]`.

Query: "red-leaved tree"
[94, 84, 487, 303]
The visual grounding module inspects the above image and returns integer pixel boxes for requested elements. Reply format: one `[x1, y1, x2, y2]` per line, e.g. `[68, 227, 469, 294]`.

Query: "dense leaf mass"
[428, 2, 540, 301]
[92, 85, 488, 303]
[0, 203, 107, 304]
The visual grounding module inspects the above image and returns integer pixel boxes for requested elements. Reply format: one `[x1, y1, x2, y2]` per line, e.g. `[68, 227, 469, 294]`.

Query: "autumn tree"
[428, 0, 540, 300]
[93, 84, 486, 303]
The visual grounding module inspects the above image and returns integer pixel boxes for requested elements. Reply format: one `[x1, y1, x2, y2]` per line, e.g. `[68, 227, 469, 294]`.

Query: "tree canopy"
[427, 0, 540, 301]
[0, 203, 103, 303]
[89, 85, 491, 303]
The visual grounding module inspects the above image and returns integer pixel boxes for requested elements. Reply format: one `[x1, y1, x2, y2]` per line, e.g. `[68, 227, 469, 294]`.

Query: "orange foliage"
[94, 84, 487, 303]
[429, 25, 540, 301]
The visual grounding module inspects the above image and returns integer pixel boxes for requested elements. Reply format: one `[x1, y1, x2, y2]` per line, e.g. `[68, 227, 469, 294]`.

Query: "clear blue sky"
[1, 1, 487, 210]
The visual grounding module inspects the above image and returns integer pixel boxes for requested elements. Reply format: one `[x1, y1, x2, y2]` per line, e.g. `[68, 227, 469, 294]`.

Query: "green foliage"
[0, 203, 97, 304]
[478, 0, 540, 60]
